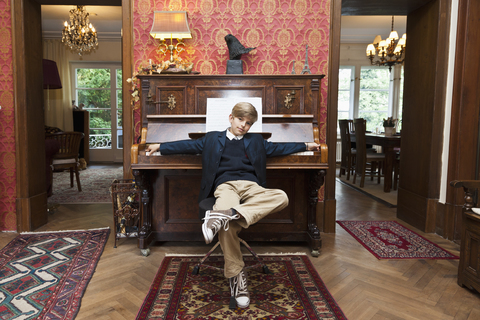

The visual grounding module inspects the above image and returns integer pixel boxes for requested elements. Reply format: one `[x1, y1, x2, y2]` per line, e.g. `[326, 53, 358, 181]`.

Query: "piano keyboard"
[147, 151, 161, 156]
[147, 151, 314, 156]
[292, 151, 314, 156]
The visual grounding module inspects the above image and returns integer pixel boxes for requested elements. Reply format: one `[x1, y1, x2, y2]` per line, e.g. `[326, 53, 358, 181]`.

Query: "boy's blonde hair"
[231, 102, 258, 123]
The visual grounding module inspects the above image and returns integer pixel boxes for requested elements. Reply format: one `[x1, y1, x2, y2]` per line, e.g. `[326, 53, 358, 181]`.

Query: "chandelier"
[366, 16, 406, 71]
[62, 6, 98, 56]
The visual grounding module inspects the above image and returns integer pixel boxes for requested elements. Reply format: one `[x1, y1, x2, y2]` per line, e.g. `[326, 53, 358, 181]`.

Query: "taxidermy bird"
[225, 34, 256, 60]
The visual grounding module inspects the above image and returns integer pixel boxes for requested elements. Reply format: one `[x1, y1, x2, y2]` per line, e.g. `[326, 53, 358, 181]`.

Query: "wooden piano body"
[131, 74, 328, 256]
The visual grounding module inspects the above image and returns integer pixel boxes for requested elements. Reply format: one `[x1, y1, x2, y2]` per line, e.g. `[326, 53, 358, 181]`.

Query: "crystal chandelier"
[62, 6, 98, 56]
[366, 16, 406, 71]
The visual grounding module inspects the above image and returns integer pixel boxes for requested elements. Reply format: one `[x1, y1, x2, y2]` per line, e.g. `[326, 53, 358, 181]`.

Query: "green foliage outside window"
[76, 68, 123, 145]
[77, 68, 111, 88]
[77, 69, 112, 136]
[359, 68, 390, 131]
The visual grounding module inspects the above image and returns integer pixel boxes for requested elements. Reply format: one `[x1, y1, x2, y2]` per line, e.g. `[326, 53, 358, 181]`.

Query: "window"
[397, 67, 404, 131]
[338, 67, 354, 122]
[71, 62, 123, 162]
[338, 64, 403, 133]
[359, 67, 390, 132]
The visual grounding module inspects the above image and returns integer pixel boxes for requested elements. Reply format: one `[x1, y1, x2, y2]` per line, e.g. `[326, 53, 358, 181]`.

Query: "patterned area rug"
[0, 228, 110, 320]
[136, 254, 347, 320]
[49, 167, 123, 204]
[337, 220, 459, 259]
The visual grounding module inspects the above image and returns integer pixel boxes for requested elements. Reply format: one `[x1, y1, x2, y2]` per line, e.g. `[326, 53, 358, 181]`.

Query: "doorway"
[13, 0, 132, 232]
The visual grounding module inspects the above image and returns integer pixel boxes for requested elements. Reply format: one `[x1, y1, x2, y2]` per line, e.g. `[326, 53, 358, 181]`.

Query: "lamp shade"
[150, 11, 192, 40]
[388, 30, 399, 40]
[43, 59, 62, 89]
[366, 44, 375, 56]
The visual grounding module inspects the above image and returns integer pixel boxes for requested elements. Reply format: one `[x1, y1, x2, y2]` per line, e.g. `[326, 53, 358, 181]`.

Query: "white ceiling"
[341, 15, 407, 43]
[41, 5, 407, 44]
[41, 5, 122, 40]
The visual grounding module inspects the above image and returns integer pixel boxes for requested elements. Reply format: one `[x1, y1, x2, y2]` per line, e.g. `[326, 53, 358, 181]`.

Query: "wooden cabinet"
[458, 211, 480, 293]
[73, 110, 89, 164]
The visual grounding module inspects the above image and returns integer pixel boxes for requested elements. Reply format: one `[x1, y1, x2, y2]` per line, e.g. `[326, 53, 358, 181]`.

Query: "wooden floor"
[1, 180, 479, 319]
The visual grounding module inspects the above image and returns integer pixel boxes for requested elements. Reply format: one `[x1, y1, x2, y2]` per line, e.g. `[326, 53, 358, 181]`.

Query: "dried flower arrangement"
[126, 58, 196, 109]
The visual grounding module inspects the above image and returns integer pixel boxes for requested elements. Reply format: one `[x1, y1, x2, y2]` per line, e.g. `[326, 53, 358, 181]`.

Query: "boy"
[146, 102, 320, 308]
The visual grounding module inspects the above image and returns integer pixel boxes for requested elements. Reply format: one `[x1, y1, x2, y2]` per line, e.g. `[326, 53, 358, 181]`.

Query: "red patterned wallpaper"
[133, 0, 330, 201]
[0, 0, 331, 230]
[0, 1, 16, 231]
[133, 0, 330, 142]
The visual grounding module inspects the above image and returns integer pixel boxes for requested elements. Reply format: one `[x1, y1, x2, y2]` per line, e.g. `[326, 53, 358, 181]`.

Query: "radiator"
[336, 140, 342, 162]
[336, 141, 381, 163]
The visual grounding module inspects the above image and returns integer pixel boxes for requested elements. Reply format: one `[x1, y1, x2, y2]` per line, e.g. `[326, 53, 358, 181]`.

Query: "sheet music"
[206, 97, 262, 132]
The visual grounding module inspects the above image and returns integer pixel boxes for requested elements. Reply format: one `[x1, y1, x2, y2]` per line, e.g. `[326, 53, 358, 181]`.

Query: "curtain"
[43, 39, 73, 131]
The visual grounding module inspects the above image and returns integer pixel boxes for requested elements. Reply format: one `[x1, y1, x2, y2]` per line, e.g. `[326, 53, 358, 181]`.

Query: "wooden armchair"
[45, 132, 85, 192]
[450, 180, 480, 293]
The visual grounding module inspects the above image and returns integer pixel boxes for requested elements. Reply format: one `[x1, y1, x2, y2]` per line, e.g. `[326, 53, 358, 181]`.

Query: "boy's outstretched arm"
[305, 142, 321, 151]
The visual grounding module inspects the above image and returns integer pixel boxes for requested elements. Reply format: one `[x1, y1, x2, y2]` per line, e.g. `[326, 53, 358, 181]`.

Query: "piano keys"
[130, 74, 327, 257]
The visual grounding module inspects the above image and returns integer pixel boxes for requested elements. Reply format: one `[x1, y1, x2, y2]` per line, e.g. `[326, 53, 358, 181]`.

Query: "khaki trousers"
[213, 180, 289, 278]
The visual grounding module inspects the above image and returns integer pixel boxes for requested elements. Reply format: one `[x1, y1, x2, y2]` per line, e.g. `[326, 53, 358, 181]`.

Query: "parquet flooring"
[1, 178, 479, 319]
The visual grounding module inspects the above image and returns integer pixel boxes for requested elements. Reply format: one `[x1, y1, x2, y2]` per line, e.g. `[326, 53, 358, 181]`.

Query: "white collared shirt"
[226, 128, 244, 140]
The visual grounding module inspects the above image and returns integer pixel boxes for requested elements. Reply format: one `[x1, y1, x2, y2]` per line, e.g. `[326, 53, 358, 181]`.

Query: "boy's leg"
[213, 183, 244, 278]
[212, 181, 289, 277]
[232, 181, 289, 227]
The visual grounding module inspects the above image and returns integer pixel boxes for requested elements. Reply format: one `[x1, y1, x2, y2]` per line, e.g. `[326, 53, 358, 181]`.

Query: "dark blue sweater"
[214, 138, 258, 190]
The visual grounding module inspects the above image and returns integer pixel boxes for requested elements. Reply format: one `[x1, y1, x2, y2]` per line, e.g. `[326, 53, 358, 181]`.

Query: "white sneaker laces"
[203, 212, 240, 233]
[230, 270, 248, 297]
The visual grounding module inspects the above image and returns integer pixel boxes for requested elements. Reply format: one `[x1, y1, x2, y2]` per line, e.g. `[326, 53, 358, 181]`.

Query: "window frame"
[70, 61, 123, 162]
[338, 63, 404, 132]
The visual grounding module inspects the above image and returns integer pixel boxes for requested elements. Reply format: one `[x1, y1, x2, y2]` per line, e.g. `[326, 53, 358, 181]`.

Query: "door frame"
[13, 0, 133, 232]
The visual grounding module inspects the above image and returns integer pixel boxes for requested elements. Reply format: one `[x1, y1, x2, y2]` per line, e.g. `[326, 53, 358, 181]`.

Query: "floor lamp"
[43, 59, 62, 111]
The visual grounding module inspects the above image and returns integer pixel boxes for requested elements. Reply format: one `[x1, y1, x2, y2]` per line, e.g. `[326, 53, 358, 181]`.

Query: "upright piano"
[131, 74, 328, 256]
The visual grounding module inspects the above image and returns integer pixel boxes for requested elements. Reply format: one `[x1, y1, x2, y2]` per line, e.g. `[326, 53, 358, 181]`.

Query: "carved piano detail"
[131, 74, 327, 256]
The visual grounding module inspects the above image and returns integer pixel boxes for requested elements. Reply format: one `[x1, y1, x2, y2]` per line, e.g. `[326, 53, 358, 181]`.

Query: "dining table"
[350, 133, 401, 193]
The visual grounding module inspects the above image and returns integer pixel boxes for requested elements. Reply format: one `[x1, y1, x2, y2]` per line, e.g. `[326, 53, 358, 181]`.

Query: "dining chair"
[338, 119, 356, 180]
[45, 132, 85, 192]
[352, 118, 385, 188]
[393, 148, 401, 190]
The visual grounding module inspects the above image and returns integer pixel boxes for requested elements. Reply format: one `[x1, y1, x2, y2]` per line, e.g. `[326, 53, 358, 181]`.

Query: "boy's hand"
[306, 142, 320, 151]
[145, 143, 160, 156]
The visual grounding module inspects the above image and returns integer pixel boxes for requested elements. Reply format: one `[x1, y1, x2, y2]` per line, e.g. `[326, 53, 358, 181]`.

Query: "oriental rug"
[136, 254, 347, 320]
[337, 220, 459, 259]
[49, 167, 123, 204]
[0, 228, 110, 320]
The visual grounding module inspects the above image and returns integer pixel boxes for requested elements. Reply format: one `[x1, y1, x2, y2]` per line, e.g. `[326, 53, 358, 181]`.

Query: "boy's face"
[229, 114, 254, 136]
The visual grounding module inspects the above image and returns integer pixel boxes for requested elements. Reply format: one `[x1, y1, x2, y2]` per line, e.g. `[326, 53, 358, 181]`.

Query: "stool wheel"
[229, 296, 237, 309]
[263, 265, 270, 274]
[192, 265, 200, 275]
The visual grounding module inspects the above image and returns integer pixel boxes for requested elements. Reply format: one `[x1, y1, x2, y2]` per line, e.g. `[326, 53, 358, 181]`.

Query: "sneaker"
[202, 209, 240, 244]
[229, 269, 250, 308]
